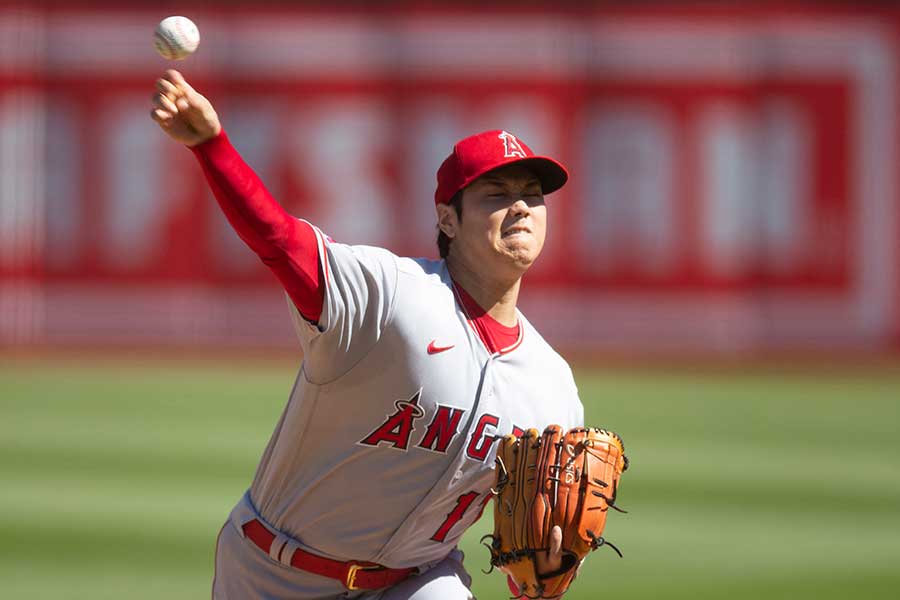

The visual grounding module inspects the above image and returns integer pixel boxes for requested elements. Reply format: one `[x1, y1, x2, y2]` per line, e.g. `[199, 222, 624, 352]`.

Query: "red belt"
[241, 519, 416, 591]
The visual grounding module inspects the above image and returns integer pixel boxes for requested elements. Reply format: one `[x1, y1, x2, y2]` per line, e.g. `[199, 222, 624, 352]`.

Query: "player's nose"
[510, 199, 531, 216]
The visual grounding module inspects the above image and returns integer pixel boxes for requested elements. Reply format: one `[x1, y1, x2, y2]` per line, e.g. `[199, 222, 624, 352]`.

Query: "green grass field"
[2, 354, 899, 599]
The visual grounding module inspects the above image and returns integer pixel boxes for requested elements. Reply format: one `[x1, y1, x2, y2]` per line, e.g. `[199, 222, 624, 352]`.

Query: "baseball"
[153, 16, 200, 61]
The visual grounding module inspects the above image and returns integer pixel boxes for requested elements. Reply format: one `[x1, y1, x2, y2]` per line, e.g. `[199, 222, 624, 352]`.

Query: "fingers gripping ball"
[153, 16, 200, 61]
[484, 426, 629, 599]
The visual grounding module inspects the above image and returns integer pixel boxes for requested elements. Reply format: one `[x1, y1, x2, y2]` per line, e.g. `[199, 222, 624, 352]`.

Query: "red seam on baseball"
[157, 32, 177, 59]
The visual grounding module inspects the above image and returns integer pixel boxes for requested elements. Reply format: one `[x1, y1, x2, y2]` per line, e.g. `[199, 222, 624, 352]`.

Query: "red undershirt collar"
[451, 280, 522, 355]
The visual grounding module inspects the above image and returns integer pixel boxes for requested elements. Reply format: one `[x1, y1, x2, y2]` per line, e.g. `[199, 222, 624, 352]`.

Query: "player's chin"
[499, 241, 541, 268]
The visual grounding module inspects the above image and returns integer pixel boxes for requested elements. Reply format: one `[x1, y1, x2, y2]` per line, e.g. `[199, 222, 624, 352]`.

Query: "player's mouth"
[502, 226, 531, 238]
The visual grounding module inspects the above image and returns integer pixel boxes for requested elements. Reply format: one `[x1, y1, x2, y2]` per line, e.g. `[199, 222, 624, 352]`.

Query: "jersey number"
[430, 491, 486, 543]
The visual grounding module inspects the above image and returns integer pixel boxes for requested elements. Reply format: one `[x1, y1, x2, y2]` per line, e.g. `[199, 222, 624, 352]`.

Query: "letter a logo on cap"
[498, 131, 527, 159]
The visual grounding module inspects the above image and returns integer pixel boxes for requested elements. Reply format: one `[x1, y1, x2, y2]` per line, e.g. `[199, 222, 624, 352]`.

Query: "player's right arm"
[150, 70, 397, 381]
[150, 69, 324, 322]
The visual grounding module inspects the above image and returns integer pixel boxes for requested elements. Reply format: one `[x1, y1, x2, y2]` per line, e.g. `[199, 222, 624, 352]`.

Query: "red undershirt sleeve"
[190, 130, 324, 322]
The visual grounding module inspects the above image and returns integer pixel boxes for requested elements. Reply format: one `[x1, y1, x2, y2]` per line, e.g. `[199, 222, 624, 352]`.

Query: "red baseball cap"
[434, 130, 568, 205]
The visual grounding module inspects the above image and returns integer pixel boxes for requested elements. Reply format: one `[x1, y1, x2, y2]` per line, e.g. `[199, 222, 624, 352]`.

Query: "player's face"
[452, 164, 547, 273]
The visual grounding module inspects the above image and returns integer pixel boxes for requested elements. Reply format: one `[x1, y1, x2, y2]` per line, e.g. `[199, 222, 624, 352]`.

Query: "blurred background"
[2, 1, 899, 599]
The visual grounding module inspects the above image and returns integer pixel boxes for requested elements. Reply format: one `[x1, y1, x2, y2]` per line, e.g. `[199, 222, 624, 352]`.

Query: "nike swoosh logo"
[427, 340, 455, 355]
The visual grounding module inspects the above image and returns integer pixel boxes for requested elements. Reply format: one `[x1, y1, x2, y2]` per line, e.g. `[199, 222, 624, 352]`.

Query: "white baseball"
[153, 16, 200, 61]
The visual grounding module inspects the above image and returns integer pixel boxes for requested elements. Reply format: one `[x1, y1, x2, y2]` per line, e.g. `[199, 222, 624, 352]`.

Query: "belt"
[241, 519, 417, 591]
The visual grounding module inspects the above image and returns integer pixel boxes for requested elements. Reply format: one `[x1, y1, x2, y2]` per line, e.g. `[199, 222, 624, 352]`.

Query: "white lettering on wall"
[581, 104, 676, 276]
[698, 100, 808, 277]
[102, 97, 168, 269]
[290, 100, 392, 246]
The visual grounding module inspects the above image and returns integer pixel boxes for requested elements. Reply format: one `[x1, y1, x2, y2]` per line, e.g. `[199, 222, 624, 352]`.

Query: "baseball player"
[150, 69, 583, 599]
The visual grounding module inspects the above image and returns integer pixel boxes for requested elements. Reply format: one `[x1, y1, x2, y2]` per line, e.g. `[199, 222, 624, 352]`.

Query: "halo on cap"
[434, 130, 569, 205]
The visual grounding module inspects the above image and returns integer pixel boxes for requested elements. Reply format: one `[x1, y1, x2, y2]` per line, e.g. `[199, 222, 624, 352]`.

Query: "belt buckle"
[345, 562, 380, 590]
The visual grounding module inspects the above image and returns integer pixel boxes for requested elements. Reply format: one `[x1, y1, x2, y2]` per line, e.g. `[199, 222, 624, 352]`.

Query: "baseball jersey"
[192, 131, 584, 571]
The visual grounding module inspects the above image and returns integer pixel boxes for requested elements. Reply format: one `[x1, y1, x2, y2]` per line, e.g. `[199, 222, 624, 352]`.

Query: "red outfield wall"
[1, 3, 898, 352]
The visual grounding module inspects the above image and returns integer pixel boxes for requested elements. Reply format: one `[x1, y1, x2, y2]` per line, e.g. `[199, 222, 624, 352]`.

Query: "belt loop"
[269, 532, 290, 562]
[278, 539, 300, 567]
[230, 510, 249, 538]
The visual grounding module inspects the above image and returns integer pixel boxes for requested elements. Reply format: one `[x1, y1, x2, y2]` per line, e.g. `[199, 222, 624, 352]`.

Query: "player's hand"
[535, 525, 563, 575]
[503, 527, 564, 596]
[150, 69, 221, 146]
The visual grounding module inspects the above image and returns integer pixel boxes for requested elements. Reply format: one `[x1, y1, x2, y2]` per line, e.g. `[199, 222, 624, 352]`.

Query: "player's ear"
[436, 202, 458, 240]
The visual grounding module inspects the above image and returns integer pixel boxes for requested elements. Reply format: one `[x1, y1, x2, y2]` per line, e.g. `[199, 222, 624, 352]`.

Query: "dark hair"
[437, 190, 464, 259]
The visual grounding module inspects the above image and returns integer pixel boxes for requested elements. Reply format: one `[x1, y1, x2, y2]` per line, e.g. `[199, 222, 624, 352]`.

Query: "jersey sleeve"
[286, 228, 400, 384]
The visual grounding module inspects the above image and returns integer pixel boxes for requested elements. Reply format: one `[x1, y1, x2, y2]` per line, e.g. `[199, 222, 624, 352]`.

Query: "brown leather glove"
[484, 426, 629, 599]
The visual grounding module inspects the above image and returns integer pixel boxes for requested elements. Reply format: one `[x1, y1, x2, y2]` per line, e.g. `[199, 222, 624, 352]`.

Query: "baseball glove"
[483, 425, 629, 599]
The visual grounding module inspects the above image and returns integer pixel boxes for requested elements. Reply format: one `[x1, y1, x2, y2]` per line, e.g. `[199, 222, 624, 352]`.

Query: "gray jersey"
[245, 225, 583, 569]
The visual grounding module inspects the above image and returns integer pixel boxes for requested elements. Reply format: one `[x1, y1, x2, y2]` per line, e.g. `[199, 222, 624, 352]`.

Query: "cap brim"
[479, 156, 569, 197]
[516, 156, 569, 196]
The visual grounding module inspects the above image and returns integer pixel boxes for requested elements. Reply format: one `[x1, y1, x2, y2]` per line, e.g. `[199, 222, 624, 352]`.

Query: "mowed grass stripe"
[2, 474, 240, 529]
[2, 361, 291, 422]
[0, 516, 223, 564]
[1, 444, 258, 484]
[1, 561, 211, 600]
[0, 424, 266, 468]
[623, 441, 900, 498]
[576, 369, 900, 423]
